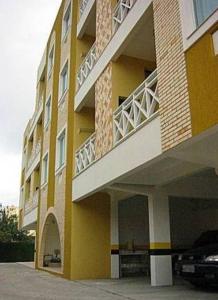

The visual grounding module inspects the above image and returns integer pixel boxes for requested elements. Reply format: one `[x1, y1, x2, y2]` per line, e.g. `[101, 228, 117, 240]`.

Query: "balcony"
[113, 69, 159, 144]
[75, 132, 96, 174]
[76, 0, 136, 94]
[113, 0, 136, 34]
[27, 140, 41, 171]
[28, 96, 44, 140]
[25, 140, 41, 180]
[80, 0, 89, 16]
[75, 0, 154, 111]
[77, 0, 96, 38]
[30, 97, 43, 128]
[73, 70, 160, 200]
[22, 191, 39, 230]
[77, 43, 97, 91]
[24, 190, 39, 215]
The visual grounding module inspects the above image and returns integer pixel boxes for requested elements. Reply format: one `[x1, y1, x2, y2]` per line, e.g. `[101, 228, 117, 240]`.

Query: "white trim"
[179, 1, 218, 51]
[55, 124, 67, 175]
[41, 151, 49, 187]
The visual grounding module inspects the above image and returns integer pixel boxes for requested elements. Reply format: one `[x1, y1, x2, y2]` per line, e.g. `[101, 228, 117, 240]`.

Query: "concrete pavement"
[0, 263, 217, 299]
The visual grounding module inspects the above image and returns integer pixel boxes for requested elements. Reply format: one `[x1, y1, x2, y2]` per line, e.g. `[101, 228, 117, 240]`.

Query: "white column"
[148, 191, 173, 286]
[111, 197, 119, 278]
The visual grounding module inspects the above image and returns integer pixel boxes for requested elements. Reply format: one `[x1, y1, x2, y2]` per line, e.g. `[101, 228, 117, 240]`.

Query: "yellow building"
[19, 0, 218, 287]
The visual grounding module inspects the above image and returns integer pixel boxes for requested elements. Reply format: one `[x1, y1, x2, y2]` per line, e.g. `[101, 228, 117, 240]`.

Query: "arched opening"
[40, 214, 62, 271]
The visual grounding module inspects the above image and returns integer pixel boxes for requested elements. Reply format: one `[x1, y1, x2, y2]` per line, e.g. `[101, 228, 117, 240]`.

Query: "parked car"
[175, 230, 218, 287]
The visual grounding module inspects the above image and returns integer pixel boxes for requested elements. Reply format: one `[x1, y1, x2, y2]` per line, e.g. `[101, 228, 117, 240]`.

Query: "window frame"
[41, 152, 49, 186]
[193, 0, 218, 27]
[59, 60, 69, 102]
[179, 0, 218, 51]
[55, 126, 67, 174]
[44, 95, 52, 129]
[62, 2, 71, 42]
[47, 45, 55, 79]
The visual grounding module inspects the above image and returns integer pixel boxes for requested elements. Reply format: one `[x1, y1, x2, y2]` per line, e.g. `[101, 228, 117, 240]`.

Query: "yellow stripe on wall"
[149, 242, 171, 250]
[111, 244, 119, 250]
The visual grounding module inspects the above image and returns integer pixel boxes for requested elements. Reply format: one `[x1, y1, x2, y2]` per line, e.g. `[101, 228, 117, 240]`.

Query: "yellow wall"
[186, 26, 218, 136]
[35, 2, 63, 270]
[71, 193, 111, 279]
[112, 55, 156, 110]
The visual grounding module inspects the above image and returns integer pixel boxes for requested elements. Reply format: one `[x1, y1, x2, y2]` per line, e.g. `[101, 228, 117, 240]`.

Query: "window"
[42, 153, 48, 185]
[60, 61, 68, 98]
[57, 129, 66, 170]
[62, 3, 71, 40]
[47, 46, 54, 77]
[193, 0, 218, 26]
[44, 96, 51, 128]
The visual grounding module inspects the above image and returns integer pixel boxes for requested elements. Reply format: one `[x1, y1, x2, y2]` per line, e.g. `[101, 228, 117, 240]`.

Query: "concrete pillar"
[110, 197, 119, 278]
[148, 191, 173, 286]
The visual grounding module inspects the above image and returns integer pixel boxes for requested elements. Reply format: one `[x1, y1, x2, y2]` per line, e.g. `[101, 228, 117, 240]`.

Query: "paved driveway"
[0, 263, 218, 300]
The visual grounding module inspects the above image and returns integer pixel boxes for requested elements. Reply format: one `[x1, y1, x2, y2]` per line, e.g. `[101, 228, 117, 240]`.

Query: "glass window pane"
[194, 0, 218, 26]
[43, 155, 48, 183]
[58, 132, 65, 167]
[61, 63, 68, 96]
[45, 98, 51, 126]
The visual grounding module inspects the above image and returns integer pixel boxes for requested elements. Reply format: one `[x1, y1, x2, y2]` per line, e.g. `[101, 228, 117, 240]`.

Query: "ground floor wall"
[70, 192, 111, 279]
[36, 189, 218, 283]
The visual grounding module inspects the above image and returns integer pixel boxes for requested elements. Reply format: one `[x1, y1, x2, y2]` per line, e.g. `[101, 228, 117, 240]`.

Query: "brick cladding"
[153, 0, 192, 151]
[95, 64, 113, 159]
[95, 0, 113, 57]
[95, 0, 114, 159]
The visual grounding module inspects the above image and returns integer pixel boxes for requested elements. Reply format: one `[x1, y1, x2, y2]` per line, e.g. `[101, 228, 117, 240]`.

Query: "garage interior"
[117, 192, 218, 279]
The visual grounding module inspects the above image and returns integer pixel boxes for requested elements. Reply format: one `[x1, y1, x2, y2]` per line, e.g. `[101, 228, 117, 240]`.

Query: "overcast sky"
[0, 0, 62, 207]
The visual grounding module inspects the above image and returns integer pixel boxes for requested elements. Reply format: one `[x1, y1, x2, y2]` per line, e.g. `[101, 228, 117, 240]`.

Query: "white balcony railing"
[27, 140, 41, 170]
[24, 190, 39, 215]
[75, 133, 96, 174]
[113, 69, 159, 144]
[77, 43, 97, 90]
[80, 0, 90, 16]
[113, 0, 136, 34]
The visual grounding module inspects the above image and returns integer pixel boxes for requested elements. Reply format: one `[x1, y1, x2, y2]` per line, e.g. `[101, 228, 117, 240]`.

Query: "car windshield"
[193, 231, 218, 248]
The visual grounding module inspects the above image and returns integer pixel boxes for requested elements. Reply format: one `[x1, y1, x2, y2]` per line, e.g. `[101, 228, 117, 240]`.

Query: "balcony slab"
[72, 115, 161, 201]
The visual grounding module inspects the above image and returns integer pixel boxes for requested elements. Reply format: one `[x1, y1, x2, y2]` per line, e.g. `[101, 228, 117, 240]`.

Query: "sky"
[0, 0, 62, 207]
